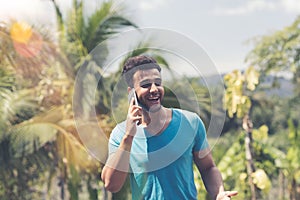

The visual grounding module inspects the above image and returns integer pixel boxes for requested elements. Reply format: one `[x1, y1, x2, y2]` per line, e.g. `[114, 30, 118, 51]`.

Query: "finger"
[227, 191, 238, 197]
[129, 98, 141, 109]
[128, 107, 140, 119]
[132, 116, 142, 125]
[129, 102, 141, 111]
[132, 115, 142, 120]
[129, 97, 135, 107]
[131, 107, 142, 116]
[136, 107, 142, 116]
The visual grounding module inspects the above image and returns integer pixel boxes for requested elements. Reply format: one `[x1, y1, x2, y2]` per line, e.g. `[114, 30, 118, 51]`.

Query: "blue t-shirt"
[108, 109, 209, 200]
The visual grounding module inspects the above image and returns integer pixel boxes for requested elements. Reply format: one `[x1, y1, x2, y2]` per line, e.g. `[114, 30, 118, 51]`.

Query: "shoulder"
[109, 121, 126, 142]
[173, 108, 205, 130]
[173, 108, 201, 122]
[112, 121, 126, 133]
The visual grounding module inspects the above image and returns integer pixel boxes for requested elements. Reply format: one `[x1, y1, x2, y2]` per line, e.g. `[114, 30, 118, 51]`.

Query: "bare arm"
[193, 149, 238, 200]
[101, 134, 133, 192]
[101, 98, 142, 193]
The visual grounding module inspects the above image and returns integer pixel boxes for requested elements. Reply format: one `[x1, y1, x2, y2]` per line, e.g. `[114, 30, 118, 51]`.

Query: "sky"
[0, 0, 300, 75]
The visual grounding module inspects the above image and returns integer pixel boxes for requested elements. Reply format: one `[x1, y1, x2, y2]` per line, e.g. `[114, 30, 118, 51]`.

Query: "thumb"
[226, 191, 238, 197]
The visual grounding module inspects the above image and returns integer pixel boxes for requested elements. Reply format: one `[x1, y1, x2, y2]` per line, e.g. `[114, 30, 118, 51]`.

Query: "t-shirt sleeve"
[108, 123, 126, 155]
[192, 114, 209, 152]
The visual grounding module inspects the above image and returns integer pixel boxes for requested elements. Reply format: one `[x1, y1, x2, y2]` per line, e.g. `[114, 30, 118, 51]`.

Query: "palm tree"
[52, 0, 138, 70]
[51, 0, 138, 121]
[0, 21, 55, 199]
[0, 19, 104, 199]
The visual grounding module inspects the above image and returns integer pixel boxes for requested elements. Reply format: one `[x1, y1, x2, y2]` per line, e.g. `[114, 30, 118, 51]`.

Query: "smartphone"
[128, 88, 138, 105]
[128, 88, 148, 112]
[128, 88, 141, 125]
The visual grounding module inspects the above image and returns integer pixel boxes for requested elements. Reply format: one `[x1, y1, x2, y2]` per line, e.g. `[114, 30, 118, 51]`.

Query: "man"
[101, 55, 237, 199]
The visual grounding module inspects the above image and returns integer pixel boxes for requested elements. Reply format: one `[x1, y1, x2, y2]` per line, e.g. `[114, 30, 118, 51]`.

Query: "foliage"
[223, 66, 266, 200]
[0, 18, 105, 199]
[280, 119, 300, 199]
[52, 0, 139, 121]
[223, 66, 259, 118]
[250, 94, 284, 133]
[246, 15, 300, 98]
[0, 1, 298, 199]
[246, 16, 300, 75]
[246, 15, 300, 199]
[217, 125, 285, 199]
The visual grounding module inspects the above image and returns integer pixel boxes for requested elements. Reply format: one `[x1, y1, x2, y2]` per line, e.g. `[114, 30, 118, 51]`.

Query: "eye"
[154, 81, 161, 86]
[140, 79, 162, 88]
[141, 83, 152, 88]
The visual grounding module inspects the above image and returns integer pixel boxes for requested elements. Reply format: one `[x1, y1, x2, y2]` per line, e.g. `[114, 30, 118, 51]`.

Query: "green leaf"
[252, 125, 268, 141]
[251, 169, 272, 194]
[223, 69, 252, 118]
[9, 123, 58, 157]
[245, 66, 259, 91]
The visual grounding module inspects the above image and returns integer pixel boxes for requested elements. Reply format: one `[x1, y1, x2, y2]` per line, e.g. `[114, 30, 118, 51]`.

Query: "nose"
[149, 83, 158, 93]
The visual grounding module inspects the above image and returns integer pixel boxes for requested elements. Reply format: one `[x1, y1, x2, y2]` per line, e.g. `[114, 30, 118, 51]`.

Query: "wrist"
[124, 133, 134, 140]
[120, 134, 134, 151]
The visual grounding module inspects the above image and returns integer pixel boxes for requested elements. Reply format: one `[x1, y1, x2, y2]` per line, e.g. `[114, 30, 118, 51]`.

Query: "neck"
[143, 106, 171, 135]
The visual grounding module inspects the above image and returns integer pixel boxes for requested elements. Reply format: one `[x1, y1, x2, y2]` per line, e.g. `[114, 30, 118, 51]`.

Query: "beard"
[139, 97, 162, 113]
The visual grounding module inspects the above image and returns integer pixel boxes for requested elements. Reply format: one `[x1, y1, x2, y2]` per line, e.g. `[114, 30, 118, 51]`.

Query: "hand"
[126, 98, 142, 136]
[216, 191, 238, 200]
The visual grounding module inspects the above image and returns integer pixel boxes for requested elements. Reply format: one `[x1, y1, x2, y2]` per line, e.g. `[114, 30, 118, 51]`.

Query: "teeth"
[148, 97, 159, 100]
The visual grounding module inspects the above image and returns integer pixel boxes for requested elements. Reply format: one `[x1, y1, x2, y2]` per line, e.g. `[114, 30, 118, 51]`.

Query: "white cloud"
[138, 0, 169, 11]
[0, 0, 54, 26]
[212, 0, 297, 16]
[281, 0, 300, 13]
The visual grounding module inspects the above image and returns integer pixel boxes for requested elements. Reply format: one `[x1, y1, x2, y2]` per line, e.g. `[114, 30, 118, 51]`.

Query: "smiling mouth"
[147, 95, 160, 102]
[148, 97, 159, 101]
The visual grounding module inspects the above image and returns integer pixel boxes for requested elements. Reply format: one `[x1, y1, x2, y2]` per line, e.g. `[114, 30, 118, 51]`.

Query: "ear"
[127, 87, 132, 93]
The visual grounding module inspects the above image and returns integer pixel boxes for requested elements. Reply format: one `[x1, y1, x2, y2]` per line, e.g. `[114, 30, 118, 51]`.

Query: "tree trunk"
[243, 114, 257, 200]
[278, 170, 285, 200]
[290, 178, 296, 200]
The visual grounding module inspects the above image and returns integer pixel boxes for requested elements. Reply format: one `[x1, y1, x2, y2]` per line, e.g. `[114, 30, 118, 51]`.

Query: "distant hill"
[198, 73, 294, 97]
[259, 75, 294, 97]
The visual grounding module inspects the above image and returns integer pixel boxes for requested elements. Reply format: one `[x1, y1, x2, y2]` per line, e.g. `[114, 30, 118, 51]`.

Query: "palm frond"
[84, 0, 114, 50]
[51, 0, 64, 34]
[8, 105, 98, 169]
[6, 106, 66, 158]
[9, 123, 58, 157]
[0, 142, 56, 199]
[90, 16, 137, 51]
[57, 129, 99, 171]
[8, 89, 39, 124]
[0, 23, 16, 66]
[0, 67, 15, 134]
[66, 0, 84, 42]
[120, 41, 170, 71]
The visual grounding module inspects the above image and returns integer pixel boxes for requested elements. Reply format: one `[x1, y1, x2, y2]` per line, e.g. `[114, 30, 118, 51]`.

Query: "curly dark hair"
[122, 55, 161, 87]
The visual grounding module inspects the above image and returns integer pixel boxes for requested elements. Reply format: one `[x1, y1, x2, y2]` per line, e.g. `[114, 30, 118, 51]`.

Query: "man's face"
[132, 68, 164, 112]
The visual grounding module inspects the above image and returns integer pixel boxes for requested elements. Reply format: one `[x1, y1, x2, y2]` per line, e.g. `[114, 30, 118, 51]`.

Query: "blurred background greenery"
[0, 0, 299, 200]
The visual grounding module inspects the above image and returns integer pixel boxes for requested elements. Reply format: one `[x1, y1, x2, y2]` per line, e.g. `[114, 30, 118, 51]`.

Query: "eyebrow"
[139, 78, 162, 85]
